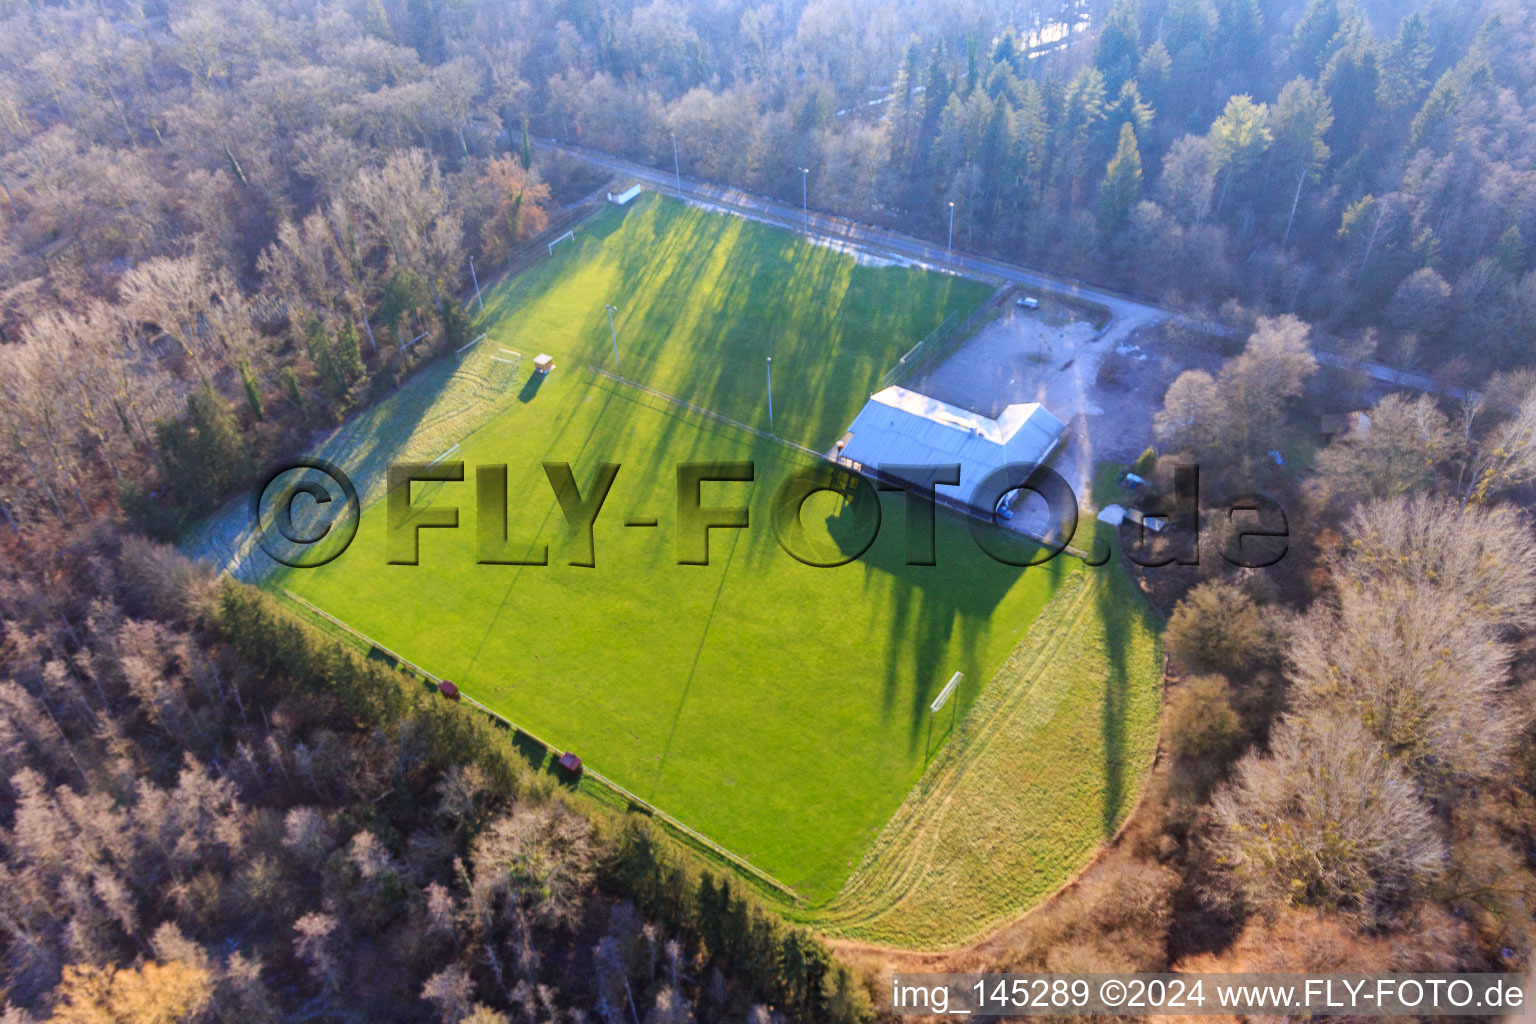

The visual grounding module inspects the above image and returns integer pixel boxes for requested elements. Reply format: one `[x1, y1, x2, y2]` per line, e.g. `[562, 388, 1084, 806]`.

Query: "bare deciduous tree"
[1210, 711, 1446, 925]
[1153, 368, 1221, 455]
[1338, 494, 1536, 630]
[292, 911, 341, 992]
[1315, 393, 1457, 501]
[468, 804, 595, 933]
[1457, 383, 1536, 505]
[117, 255, 254, 388]
[344, 148, 463, 287]
[1289, 583, 1517, 787]
[1155, 316, 1316, 473]
[421, 963, 475, 1024]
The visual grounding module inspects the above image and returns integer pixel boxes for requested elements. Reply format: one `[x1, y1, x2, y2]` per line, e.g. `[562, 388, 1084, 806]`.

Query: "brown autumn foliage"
[1178, 903, 1471, 976]
[1163, 582, 1270, 678]
[472, 156, 554, 263]
[1209, 711, 1448, 927]
[0, 524, 865, 1023]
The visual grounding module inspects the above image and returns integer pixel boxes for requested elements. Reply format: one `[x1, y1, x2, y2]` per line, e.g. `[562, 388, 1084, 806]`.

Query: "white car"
[1016, 296, 1039, 309]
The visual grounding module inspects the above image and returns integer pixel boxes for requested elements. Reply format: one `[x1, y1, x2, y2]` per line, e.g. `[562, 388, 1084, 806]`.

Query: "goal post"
[486, 348, 522, 389]
[930, 671, 962, 713]
[548, 230, 575, 255]
[880, 310, 961, 390]
[925, 671, 963, 761]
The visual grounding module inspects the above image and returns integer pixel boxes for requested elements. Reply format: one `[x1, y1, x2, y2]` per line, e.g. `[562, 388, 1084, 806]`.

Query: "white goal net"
[487, 348, 522, 389]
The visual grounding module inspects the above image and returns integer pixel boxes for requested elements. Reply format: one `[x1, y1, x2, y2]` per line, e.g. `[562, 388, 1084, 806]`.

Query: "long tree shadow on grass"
[600, 194, 992, 453]
[821, 484, 1072, 750]
[1093, 558, 1158, 836]
[285, 190, 987, 562]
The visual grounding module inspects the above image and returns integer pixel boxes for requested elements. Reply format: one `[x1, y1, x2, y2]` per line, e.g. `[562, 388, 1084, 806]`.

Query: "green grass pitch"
[276, 193, 1155, 907]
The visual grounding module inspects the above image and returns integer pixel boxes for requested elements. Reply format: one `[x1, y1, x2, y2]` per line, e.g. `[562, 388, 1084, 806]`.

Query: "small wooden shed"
[557, 751, 583, 776]
[1320, 410, 1372, 440]
[533, 353, 556, 374]
[438, 679, 460, 700]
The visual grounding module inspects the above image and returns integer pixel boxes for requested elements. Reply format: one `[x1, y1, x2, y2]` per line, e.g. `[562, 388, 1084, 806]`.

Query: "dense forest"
[539, 0, 1536, 369]
[2, 0, 1534, 528]
[0, 524, 869, 1022]
[4, 0, 1536, 1019]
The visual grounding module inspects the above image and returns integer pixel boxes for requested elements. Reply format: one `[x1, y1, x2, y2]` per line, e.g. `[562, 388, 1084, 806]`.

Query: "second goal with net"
[487, 348, 522, 389]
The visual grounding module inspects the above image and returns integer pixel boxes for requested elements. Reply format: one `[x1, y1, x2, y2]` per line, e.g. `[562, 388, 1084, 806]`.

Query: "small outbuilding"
[1320, 410, 1372, 440]
[438, 679, 460, 700]
[557, 751, 583, 776]
[533, 353, 556, 374]
[1097, 503, 1163, 532]
[607, 184, 643, 205]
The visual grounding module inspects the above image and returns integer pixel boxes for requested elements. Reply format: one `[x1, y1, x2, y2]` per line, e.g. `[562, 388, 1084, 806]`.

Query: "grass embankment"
[817, 563, 1162, 948]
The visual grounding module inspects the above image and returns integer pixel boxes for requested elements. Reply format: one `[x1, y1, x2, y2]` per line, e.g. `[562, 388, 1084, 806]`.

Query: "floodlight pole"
[470, 255, 483, 309]
[947, 202, 955, 262]
[670, 131, 682, 196]
[800, 167, 809, 235]
[605, 304, 621, 374]
[766, 356, 774, 435]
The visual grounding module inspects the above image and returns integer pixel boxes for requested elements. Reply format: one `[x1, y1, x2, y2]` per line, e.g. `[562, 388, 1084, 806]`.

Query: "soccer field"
[475, 193, 993, 449]
[275, 194, 1157, 907]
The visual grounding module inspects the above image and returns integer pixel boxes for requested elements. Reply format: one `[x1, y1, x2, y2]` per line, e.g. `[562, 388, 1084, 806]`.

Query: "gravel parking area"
[909, 302, 1212, 510]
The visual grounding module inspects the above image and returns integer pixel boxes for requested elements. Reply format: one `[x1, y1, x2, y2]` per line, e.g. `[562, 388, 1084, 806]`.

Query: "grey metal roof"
[839, 386, 1066, 508]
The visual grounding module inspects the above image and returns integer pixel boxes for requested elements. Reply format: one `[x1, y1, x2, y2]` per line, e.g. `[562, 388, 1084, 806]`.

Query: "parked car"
[1016, 295, 1039, 309]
